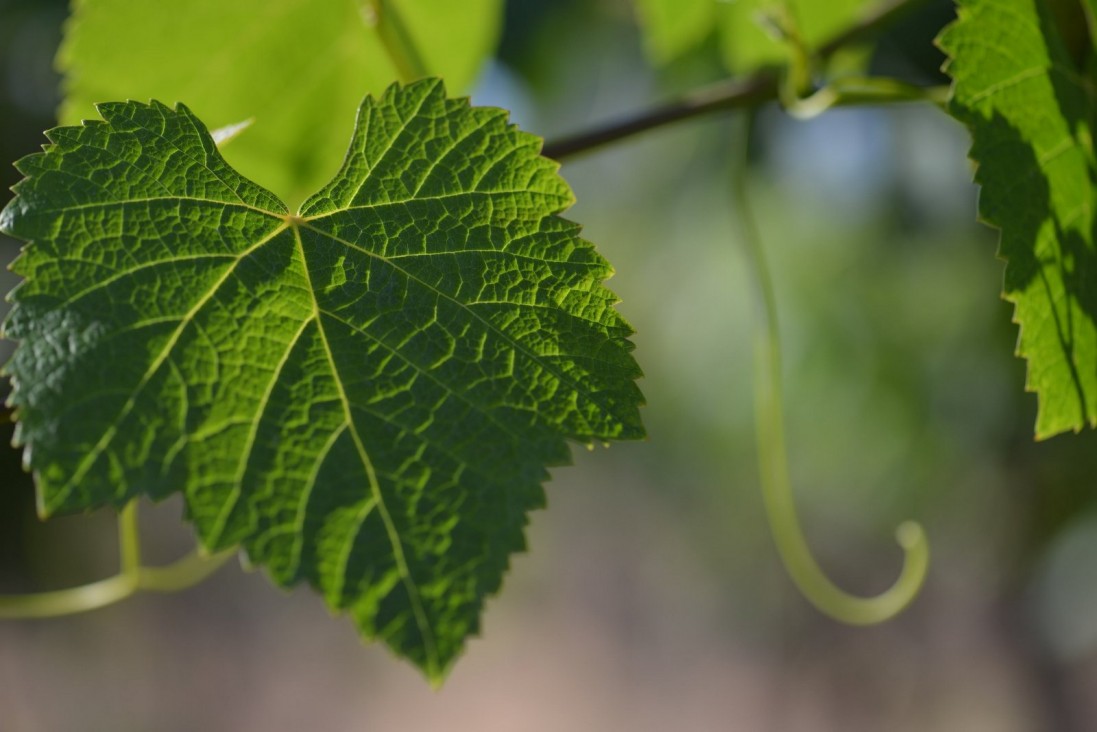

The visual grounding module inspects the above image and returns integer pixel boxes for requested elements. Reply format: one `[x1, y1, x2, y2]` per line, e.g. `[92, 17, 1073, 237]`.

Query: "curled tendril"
[734, 112, 928, 624]
[754, 330, 929, 623]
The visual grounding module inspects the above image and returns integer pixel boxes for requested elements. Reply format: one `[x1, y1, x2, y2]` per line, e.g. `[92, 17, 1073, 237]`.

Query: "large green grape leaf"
[940, 0, 1097, 438]
[59, 0, 503, 207]
[0, 79, 644, 681]
[632, 0, 876, 72]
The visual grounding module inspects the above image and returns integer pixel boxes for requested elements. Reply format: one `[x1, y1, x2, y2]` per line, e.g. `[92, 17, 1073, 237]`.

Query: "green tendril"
[733, 113, 929, 625]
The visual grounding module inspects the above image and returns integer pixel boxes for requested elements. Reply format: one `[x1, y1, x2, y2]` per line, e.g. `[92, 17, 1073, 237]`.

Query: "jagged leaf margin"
[0, 79, 645, 681]
[940, 0, 1097, 437]
[60, 0, 504, 205]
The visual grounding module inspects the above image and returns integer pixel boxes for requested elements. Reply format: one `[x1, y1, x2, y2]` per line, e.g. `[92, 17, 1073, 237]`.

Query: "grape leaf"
[59, 0, 503, 207]
[632, 0, 875, 72]
[0, 79, 644, 681]
[940, 0, 1097, 438]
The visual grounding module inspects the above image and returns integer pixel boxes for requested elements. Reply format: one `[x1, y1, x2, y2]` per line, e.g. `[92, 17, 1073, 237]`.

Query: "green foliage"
[633, 0, 874, 71]
[59, 0, 503, 206]
[940, 0, 1097, 438]
[633, 0, 713, 65]
[0, 79, 644, 680]
[7, 0, 1097, 691]
[717, 0, 870, 72]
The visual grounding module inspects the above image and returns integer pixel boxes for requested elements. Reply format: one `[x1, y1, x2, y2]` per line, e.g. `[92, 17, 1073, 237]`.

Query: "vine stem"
[731, 113, 928, 624]
[0, 0, 935, 623]
[0, 501, 236, 619]
[362, 0, 429, 83]
[543, 0, 935, 161]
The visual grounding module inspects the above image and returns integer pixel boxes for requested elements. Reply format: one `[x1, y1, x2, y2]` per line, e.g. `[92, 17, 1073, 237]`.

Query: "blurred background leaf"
[59, 0, 503, 206]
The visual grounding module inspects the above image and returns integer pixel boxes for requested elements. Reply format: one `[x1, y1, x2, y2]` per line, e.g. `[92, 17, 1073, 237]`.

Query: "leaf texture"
[60, 0, 504, 206]
[0, 79, 644, 680]
[940, 0, 1097, 437]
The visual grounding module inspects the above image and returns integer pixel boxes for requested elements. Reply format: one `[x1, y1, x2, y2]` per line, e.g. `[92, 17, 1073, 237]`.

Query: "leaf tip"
[425, 664, 453, 691]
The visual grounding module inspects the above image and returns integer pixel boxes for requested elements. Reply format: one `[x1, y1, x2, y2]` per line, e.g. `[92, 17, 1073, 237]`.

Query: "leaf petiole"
[0, 502, 236, 620]
[362, 0, 429, 83]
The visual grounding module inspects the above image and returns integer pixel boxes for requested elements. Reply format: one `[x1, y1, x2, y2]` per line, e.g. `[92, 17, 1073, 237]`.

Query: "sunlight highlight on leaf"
[941, 0, 1097, 437]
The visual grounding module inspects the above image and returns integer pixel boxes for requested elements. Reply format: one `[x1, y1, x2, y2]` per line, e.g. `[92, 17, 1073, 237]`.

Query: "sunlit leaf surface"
[0, 79, 644, 680]
[942, 0, 1097, 437]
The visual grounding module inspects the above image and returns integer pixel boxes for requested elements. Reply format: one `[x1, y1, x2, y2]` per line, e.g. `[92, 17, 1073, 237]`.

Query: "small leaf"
[59, 0, 504, 206]
[940, 0, 1097, 438]
[0, 79, 644, 681]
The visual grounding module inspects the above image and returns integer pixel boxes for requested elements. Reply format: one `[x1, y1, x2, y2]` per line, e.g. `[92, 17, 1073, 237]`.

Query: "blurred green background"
[3, 0, 1097, 729]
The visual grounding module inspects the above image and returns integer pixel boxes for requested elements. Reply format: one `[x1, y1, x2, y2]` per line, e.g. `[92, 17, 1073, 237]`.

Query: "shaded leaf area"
[0, 79, 644, 680]
[633, 0, 874, 71]
[941, 0, 1097, 438]
[59, 0, 503, 206]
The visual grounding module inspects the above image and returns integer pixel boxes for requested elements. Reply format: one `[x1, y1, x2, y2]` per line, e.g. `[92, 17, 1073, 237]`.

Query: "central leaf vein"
[291, 220, 441, 675]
